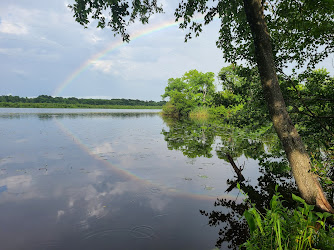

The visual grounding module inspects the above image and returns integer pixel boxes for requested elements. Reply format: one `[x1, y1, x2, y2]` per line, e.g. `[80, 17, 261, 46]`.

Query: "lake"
[0, 108, 275, 249]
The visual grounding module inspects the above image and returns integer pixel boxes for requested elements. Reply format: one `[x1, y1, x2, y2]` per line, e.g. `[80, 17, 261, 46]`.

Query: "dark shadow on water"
[199, 165, 298, 249]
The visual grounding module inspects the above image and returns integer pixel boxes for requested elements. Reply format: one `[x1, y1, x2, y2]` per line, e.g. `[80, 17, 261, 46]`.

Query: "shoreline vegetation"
[0, 102, 162, 109]
[161, 67, 334, 248]
[0, 95, 165, 109]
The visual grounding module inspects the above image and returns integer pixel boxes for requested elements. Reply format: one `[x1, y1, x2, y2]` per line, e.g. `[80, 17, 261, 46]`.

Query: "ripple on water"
[76, 220, 90, 231]
[82, 225, 155, 241]
[83, 228, 128, 240]
[130, 225, 155, 239]
[34, 239, 61, 249]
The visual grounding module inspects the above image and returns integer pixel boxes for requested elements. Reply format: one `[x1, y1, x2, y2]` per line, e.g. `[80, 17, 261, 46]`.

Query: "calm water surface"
[0, 108, 262, 249]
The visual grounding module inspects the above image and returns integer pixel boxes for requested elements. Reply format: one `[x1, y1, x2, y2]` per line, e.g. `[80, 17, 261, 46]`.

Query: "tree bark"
[226, 153, 245, 181]
[242, 0, 334, 213]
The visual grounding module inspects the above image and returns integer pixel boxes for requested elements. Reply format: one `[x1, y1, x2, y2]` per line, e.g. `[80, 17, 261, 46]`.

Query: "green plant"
[161, 102, 179, 118]
[189, 106, 210, 121]
[242, 185, 334, 249]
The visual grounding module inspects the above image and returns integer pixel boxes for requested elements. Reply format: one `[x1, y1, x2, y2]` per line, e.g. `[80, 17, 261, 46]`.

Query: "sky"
[0, 0, 229, 101]
[0, 1, 333, 101]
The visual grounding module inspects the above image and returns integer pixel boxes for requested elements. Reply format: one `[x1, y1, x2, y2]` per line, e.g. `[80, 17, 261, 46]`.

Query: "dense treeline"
[0, 102, 162, 109]
[0, 95, 166, 107]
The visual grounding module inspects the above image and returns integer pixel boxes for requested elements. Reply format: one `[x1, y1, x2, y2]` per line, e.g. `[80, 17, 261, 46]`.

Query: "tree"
[241, 0, 333, 213]
[161, 77, 189, 100]
[182, 69, 215, 103]
[68, 0, 334, 212]
[161, 69, 215, 117]
[162, 69, 215, 105]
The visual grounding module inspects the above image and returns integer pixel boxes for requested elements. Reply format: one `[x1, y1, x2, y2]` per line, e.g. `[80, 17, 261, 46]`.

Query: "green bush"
[189, 106, 210, 121]
[209, 103, 244, 119]
[161, 102, 179, 118]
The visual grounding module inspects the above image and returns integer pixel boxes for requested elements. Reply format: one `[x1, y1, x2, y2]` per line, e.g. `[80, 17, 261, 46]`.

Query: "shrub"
[242, 185, 334, 249]
[189, 106, 210, 121]
[161, 102, 179, 118]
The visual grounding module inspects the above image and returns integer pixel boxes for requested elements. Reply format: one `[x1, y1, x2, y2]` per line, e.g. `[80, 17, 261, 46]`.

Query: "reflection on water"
[0, 108, 295, 249]
[161, 117, 297, 249]
[0, 108, 160, 120]
[0, 108, 222, 250]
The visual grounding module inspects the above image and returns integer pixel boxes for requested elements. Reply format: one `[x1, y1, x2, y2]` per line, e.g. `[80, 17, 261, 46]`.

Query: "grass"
[189, 106, 210, 121]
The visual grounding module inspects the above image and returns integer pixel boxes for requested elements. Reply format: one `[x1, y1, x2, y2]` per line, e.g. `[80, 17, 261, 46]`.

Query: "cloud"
[0, 175, 41, 203]
[57, 210, 65, 219]
[68, 198, 74, 208]
[83, 29, 104, 44]
[87, 203, 106, 218]
[91, 60, 115, 74]
[0, 21, 28, 35]
[0, 175, 32, 191]
[108, 181, 140, 196]
[90, 34, 103, 43]
[14, 138, 29, 143]
[0, 47, 24, 56]
[91, 142, 114, 155]
[0, 47, 60, 61]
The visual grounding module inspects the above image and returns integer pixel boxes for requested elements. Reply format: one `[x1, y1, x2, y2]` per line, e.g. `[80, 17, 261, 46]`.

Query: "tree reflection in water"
[161, 117, 299, 249]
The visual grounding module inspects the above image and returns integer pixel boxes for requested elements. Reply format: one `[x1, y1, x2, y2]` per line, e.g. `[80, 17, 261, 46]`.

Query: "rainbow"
[52, 16, 234, 201]
[54, 117, 242, 202]
[53, 15, 219, 97]
[53, 20, 179, 96]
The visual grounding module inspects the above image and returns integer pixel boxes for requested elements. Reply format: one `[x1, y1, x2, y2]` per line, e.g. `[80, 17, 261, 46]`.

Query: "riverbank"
[0, 102, 162, 109]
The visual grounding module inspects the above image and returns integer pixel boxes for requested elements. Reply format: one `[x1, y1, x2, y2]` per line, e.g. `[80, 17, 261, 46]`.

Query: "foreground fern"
[242, 185, 334, 249]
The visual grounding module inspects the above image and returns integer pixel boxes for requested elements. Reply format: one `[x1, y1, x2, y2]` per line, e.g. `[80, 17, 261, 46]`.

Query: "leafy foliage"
[68, 0, 163, 42]
[210, 64, 270, 129]
[161, 69, 215, 117]
[212, 65, 334, 152]
[242, 187, 334, 249]
[175, 0, 334, 70]
[281, 69, 334, 150]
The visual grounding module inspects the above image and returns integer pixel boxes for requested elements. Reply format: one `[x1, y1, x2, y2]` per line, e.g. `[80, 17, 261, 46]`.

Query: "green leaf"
[249, 208, 264, 235]
[243, 210, 256, 234]
[292, 194, 307, 206]
[323, 212, 333, 220]
[315, 212, 324, 219]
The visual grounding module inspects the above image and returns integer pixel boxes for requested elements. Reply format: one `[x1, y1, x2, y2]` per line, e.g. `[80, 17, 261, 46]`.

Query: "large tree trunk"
[242, 0, 333, 213]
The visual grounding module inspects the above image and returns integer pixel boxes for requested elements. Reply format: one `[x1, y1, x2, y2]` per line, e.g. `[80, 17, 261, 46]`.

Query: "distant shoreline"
[0, 102, 162, 109]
